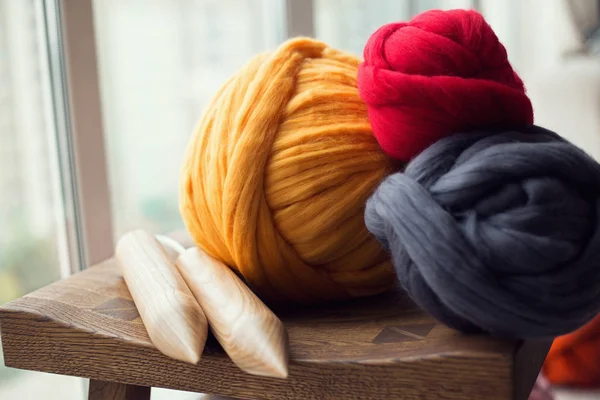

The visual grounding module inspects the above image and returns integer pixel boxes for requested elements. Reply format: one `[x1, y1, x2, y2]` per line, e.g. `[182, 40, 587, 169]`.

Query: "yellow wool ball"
[180, 38, 395, 304]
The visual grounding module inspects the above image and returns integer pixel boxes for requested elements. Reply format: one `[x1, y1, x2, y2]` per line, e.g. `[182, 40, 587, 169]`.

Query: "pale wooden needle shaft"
[175, 246, 289, 378]
[115, 230, 208, 364]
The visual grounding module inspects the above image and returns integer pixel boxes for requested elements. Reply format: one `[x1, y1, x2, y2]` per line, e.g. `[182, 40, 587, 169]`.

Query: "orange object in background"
[543, 314, 600, 388]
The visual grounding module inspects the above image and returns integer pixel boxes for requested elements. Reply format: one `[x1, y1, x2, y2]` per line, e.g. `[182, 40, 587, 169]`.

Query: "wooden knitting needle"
[115, 230, 208, 364]
[157, 235, 290, 379]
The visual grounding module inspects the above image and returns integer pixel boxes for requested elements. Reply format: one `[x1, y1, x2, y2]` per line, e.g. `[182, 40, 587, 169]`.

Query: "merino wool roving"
[364, 125, 600, 338]
[180, 38, 396, 304]
[358, 9, 534, 162]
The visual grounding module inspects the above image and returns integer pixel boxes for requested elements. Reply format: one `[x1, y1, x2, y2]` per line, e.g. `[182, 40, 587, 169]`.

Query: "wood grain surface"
[88, 380, 150, 400]
[0, 256, 550, 400]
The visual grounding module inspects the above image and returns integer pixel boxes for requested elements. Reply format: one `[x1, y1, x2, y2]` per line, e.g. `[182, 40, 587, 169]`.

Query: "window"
[314, 0, 474, 56]
[0, 0, 84, 398]
[92, 0, 286, 238]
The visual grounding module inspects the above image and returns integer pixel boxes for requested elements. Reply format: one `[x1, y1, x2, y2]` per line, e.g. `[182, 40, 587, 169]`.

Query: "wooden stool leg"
[88, 380, 151, 400]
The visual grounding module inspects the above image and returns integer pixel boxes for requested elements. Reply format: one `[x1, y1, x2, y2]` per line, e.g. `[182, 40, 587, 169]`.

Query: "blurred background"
[0, 0, 599, 399]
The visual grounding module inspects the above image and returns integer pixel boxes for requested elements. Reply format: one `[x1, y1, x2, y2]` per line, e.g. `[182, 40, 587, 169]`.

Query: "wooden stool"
[0, 256, 550, 400]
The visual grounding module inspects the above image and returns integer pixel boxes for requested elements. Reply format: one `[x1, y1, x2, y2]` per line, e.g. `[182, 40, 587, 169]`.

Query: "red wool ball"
[358, 9, 534, 162]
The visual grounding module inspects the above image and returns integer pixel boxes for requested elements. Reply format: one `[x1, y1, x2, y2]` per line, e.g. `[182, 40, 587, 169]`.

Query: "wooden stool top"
[0, 255, 549, 400]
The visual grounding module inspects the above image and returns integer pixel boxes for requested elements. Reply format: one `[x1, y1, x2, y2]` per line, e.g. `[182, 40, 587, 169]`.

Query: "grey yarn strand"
[365, 125, 600, 338]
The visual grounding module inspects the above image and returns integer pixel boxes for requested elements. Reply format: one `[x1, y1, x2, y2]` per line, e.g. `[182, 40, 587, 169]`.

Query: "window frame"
[286, 0, 314, 37]
[46, 0, 114, 269]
